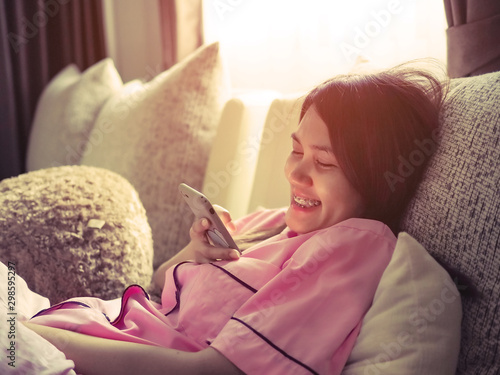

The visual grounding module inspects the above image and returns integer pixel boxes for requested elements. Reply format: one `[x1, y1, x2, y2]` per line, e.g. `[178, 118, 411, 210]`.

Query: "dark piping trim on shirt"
[209, 263, 258, 293]
[230, 316, 319, 375]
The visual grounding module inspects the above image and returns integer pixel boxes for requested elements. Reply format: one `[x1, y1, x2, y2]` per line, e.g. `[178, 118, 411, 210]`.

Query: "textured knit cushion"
[26, 59, 123, 171]
[81, 42, 230, 268]
[401, 71, 500, 375]
[342, 232, 462, 375]
[0, 166, 153, 304]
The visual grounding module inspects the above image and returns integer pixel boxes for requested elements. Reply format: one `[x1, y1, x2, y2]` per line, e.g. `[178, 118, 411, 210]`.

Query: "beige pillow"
[81, 42, 230, 268]
[26, 59, 123, 171]
[342, 232, 462, 375]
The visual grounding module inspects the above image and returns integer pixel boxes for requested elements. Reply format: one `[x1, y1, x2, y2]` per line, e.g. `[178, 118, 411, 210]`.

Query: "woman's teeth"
[294, 196, 321, 208]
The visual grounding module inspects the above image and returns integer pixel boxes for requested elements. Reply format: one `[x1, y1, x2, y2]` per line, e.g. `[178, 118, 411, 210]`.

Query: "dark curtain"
[0, 0, 106, 180]
[159, 0, 178, 70]
[159, 0, 203, 70]
[444, 0, 500, 77]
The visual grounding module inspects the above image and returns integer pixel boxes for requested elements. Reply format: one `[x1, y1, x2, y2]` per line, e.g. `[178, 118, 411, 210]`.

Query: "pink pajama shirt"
[30, 209, 396, 374]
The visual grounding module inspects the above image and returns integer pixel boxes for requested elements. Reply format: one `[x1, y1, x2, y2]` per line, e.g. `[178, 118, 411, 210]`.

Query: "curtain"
[0, 0, 106, 180]
[159, 0, 203, 69]
[444, 0, 500, 77]
[0, 1, 22, 180]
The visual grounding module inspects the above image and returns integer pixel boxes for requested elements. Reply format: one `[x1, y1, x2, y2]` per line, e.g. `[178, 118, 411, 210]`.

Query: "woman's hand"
[152, 205, 239, 289]
[186, 214, 240, 264]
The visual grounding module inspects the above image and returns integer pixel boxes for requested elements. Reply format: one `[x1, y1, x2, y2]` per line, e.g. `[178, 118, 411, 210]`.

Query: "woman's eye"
[316, 160, 336, 168]
[291, 150, 303, 156]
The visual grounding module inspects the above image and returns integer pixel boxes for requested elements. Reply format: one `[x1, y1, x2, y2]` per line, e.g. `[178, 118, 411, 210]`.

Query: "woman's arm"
[23, 322, 243, 375]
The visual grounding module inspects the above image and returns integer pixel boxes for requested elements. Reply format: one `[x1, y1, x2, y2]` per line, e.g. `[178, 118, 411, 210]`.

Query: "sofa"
[0, 42, 498, 374]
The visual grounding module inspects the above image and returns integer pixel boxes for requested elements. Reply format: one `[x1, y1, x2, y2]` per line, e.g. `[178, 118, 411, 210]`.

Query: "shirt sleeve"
[211, 219, 396, 375]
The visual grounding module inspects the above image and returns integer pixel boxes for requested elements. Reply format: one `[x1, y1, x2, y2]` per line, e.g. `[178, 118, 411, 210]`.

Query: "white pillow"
[81, 42, 230, 268]
[342, 232, 462, 375]
[26, 58, 123, 171]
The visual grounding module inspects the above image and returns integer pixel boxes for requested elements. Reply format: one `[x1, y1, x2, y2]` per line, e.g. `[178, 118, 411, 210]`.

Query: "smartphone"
[178, 183, 240, 252]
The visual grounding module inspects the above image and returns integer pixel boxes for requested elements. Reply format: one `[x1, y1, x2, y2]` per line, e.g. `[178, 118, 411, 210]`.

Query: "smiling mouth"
[293, 195, 321, 208]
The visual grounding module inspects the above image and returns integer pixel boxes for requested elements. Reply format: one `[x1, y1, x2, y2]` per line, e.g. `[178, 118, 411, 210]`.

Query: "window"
[203, 0, 447, 93]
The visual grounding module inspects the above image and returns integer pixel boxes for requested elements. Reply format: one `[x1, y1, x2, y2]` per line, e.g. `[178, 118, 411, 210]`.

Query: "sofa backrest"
[401, 71, 500, 374]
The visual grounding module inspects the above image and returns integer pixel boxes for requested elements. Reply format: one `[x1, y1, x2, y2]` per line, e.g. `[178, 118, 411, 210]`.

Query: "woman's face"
[284, 105, 365, 234]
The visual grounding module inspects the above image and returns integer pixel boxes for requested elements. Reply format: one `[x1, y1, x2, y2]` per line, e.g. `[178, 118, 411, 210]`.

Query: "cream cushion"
[342, 232, 462, 375]
[81, 42, 230, 268]
[201, 91, 281, 219]
[203, 94, 304, 219]
[26, 59, 122, 171]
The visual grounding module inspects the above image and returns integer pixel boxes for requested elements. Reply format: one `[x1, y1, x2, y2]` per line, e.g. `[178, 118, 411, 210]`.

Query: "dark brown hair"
[300, 62, 447, 232]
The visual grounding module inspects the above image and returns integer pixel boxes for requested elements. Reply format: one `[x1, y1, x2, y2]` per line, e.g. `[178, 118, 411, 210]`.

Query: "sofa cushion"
[0, 166, 153, 304]
[342, 232, 461, 375]
[401, 71, 500, 374]
[201, 91, 284, 219]
[26, 59, 123, 171]
[81, 42, 230, 268]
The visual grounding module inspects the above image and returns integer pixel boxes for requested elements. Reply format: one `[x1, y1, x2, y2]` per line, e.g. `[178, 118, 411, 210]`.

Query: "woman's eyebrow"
[291, 133, 334, 154]
[312, 144, 334, 155]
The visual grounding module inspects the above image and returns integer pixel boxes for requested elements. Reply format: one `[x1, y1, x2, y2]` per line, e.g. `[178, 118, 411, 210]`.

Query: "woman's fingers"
[189, 218, 211, 241]
[213, 204, 236, 232]
[189, 217, 239, 263]
[193, 246, 240, 263]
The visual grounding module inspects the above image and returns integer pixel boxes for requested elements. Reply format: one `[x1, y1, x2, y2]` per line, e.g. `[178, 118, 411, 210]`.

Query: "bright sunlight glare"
[204, 0, 447, 94]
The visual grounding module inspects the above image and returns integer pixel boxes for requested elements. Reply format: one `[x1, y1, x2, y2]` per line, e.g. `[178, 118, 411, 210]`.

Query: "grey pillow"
[0, 166, 153, 304]
[401, 71, 500, 375]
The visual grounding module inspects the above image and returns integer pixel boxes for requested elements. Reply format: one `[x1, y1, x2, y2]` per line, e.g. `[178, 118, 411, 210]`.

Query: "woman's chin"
[285, 204, 322, 234]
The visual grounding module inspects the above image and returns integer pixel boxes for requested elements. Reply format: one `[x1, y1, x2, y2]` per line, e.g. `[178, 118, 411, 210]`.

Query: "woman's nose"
[287, 158, 313, 187]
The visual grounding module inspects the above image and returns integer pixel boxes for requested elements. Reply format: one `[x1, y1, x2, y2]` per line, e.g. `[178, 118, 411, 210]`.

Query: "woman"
[24, 63, 446, 375]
